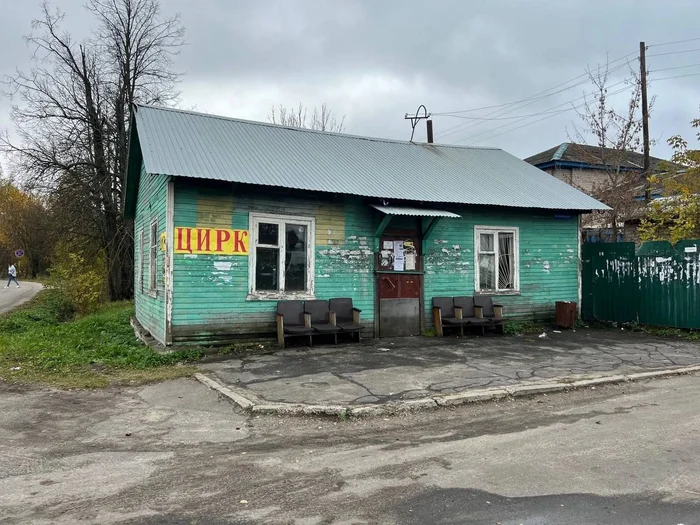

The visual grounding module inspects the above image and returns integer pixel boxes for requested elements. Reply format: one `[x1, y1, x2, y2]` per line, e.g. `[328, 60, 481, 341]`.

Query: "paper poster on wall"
[392, 240, 405, 271]
[405, 253, 416, 271]
[380, 250, 393, 267]
[383, 240, 394, 249]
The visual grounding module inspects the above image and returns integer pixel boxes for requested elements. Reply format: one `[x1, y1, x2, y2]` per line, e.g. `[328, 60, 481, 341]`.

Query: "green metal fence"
[582, 240, 700, 328]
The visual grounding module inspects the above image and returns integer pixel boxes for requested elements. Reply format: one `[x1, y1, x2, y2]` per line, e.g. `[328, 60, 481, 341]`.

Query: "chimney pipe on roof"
[427, 119, 434, 144]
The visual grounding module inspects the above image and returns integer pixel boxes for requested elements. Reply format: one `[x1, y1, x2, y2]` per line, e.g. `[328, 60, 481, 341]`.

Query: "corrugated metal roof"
[371, 205, 461, 218]
[552, 143, 569, 161]
[133, 104, 609, 211]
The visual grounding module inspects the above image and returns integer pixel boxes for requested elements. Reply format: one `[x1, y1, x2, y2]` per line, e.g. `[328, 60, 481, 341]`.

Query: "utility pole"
[640, 41, 651, 202]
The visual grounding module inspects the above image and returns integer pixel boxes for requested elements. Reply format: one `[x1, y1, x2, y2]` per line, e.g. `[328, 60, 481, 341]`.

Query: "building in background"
[525, 142, 675, 243]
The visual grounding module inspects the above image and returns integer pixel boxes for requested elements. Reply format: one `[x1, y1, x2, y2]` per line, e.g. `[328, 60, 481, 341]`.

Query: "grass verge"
[626, 322, 700, 341]
[0, 291, 201, 388]
[502, 320, 549, 336]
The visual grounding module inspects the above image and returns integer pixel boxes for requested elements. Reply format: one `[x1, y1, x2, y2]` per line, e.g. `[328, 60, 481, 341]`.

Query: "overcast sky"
[1, 0, 699, 175]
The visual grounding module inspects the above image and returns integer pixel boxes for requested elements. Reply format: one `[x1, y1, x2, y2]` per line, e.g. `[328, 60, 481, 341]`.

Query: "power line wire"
[646, 47, 700, 58]
[424, 41, 699, 147]
[454, 81, 636, 144]
[447, 75, 637, 144]
[435, 59, 636, 139]
[651, 71, 700, 81]
[465, 84, 636, 146]
[433, 43, 698, 140]
[648, 37, 700, 48]
[650, 63, 700, 73]
[448, 62, 700, 147]
[437, 108, 589, 121]
[439, 49, 696, 142]
[433, 51, 637, 118]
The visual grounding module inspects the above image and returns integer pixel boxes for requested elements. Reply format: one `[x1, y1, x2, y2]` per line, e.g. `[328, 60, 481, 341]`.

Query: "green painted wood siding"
[166, 179, 580, 344]
[424, 208, 579, 323]
[133, 164, 168, 343]
[171, 181, 375, 343]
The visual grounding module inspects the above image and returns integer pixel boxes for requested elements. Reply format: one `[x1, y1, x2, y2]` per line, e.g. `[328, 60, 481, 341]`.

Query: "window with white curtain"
[474, 226, 519, 293]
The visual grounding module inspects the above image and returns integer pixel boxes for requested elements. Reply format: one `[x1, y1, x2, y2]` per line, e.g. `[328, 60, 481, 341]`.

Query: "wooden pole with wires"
[640, 41, 651, 202]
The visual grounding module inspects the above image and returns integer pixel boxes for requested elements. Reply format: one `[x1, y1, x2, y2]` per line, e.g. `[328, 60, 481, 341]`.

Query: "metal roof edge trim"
[370, 204, 462, 218]
[148, 172, 609, 211]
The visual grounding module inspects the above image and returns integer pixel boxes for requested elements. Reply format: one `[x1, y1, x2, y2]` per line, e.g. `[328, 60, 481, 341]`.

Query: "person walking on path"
[7, 264, 19, 288]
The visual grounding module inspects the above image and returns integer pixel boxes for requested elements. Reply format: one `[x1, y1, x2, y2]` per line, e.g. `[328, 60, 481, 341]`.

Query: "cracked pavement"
[3, 373, 700, 524]
[202, 329, 700, 405]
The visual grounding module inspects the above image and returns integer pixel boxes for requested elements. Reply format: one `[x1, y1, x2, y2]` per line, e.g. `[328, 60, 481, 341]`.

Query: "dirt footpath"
[0, 281, 42, 314]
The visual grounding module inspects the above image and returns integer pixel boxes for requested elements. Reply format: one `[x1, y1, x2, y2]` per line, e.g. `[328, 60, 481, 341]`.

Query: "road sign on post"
[14, 249, 24, 258]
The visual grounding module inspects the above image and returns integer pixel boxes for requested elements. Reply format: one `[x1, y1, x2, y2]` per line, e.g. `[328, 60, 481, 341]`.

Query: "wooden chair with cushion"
[329, 298, 362, 342]
[276, 300, 314, 348]
[304, 300, 341, 345]
[432, 297, 470, 337]
[453, 296, 491, 335]
[474, 295, 505, 334]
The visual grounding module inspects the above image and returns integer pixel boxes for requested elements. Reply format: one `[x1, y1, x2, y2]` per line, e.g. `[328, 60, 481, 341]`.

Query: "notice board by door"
[377, 232, 422, 337]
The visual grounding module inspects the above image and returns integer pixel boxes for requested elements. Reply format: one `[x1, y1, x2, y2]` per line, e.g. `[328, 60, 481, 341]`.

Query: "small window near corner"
[149, 219, 158, 292]
[475, 226, 519, 293]
[137, 228, 144, 293]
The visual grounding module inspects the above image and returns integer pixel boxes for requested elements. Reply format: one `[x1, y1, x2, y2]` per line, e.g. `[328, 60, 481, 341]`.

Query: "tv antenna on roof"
[405, 105, 433, 143]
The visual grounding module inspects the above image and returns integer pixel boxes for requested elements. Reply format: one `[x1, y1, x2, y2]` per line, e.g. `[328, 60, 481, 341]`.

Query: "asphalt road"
[0, 280, 42, 314]
[1, 374, 699, 524]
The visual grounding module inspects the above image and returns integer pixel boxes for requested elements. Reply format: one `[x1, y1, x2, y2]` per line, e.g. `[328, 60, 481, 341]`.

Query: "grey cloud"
[1, 0, 699, 171]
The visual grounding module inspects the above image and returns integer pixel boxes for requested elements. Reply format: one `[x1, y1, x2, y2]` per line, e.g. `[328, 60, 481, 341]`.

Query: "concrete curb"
[194, 373, 255, 410]
[194, 365, 700, 418]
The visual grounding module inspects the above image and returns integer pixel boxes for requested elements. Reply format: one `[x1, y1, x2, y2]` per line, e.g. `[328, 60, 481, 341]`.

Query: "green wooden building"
[124, 105, 607, 346]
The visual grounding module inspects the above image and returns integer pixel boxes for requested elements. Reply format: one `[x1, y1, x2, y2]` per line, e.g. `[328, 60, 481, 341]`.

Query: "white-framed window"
[137, 228, 144, 293]
[249, 212, 315, 296]
[474, 226, 519, 293]
[149, 219, 158, 293]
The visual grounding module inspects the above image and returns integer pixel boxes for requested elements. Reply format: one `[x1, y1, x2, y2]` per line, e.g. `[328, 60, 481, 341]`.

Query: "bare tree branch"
[568, 59, 653, 240]
[269, 102, 346, 133]
[0, 0, 185, 299]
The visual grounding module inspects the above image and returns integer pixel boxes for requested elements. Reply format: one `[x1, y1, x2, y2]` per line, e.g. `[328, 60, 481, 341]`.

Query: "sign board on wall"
[174, 227, 249, 255]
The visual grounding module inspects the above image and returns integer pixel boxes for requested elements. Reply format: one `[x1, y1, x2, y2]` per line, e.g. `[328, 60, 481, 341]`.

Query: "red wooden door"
[377, 232, 422, 337]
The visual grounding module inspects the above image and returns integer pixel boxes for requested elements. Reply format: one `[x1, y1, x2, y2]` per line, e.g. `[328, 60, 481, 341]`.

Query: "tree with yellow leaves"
[0, 178, 55, 277]
[639, 114, 700, 243]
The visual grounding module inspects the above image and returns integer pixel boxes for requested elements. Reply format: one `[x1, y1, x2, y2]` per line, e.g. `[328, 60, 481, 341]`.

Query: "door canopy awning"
[370, 204, 461, 219]
[370, 204, 461, 248]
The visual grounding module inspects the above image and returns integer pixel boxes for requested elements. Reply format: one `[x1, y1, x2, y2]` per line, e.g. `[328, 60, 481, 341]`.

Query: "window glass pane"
[498, 232, 515, 290]
[480, 233, 494, 252]
[150, 245, 157, 290]
[255, 247, 279, 290]
[285, 224, 307, 291]
[258, 223, 279, 245]
[478, 253, 496, 290]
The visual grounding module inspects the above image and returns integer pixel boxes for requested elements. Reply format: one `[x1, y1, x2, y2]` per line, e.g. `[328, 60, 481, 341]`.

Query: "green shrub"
[48, 251, 107, 315]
